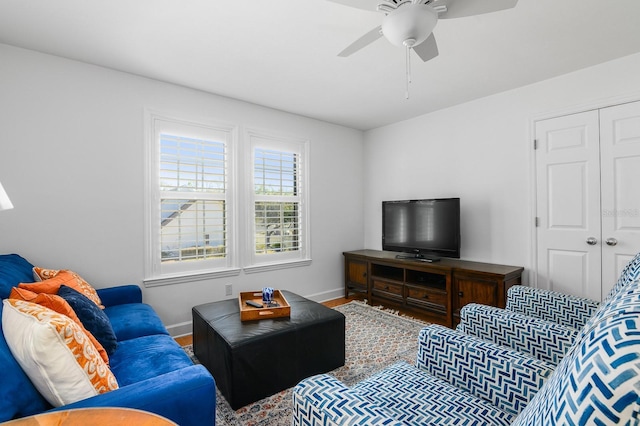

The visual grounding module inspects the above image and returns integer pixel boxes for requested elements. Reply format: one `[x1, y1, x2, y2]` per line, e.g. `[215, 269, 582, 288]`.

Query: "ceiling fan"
[330, 0, 519, 63]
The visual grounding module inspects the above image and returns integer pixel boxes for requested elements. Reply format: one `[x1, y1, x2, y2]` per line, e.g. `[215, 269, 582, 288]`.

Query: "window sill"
[143, 268, 242, 288]
[243, 258, 312, 274]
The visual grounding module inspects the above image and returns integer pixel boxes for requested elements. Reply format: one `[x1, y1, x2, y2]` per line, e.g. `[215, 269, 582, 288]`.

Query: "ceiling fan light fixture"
[381, 3, 437, 48]
[403, 38, 416, 48]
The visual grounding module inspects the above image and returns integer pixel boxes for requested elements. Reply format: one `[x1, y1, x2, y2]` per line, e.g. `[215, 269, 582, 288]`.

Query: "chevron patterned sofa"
[293, 254, 640, 425]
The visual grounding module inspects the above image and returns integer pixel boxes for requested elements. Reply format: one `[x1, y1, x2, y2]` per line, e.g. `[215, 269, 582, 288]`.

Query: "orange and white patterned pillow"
[1, 299, 118, 406]
[9, 287, 110, 364]
[32, 267, 60, 281]
[24, 268, 104, 309]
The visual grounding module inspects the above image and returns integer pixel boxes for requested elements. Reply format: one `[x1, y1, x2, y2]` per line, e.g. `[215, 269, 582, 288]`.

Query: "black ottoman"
[192, 290, 345, 409]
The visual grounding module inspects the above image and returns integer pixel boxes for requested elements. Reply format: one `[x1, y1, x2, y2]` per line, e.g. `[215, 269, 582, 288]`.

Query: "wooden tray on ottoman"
[239, 290, 291, 321]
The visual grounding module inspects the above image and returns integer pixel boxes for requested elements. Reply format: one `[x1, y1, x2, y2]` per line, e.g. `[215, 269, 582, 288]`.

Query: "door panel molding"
[599, 101, 640, 298]
[535, 110, 601, 300]
[530, 97, 640, 292]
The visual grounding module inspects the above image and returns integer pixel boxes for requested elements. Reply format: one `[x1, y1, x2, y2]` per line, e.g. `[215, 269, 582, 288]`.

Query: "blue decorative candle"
[262, 287, 274, 304]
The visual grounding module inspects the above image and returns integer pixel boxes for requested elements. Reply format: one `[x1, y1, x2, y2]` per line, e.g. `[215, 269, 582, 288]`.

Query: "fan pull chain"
[405, 44, 412, 99]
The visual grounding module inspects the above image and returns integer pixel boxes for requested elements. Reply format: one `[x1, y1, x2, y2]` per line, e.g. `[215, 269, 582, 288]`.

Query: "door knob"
[605, 238, 618, 246]
[586, 237, 597, 246]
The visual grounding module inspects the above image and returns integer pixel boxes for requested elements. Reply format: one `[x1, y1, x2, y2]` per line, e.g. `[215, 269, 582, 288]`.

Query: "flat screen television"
[382, 198, 460, 260]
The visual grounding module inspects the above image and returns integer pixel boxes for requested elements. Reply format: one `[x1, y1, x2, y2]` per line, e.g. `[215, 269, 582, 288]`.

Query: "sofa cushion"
[0, 302, 50, 422]
[104, 303, 169, 341]
[21, 269, 104, 308]
[9, 287, 109, 364]
[57, 285, 118, 355]
[604, 251, 640, 302]
[0, 254, 35, 299]
[96, 285, 142, 307]
[513, 309, 640, 425]
[513, 279, 640, 425]
[354, 361, 516, 425]
[109, 334, 194, 386]
[1, 299, 118, 407]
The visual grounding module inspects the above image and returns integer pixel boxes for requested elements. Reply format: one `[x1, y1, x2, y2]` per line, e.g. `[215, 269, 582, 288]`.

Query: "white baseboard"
[166, 320, 192, 338]
[303, 287, 344, 303]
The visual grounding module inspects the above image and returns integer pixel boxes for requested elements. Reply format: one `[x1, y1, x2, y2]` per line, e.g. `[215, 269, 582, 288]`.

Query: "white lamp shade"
[0, 182, 14, 211]
[382, 3, 438, 47]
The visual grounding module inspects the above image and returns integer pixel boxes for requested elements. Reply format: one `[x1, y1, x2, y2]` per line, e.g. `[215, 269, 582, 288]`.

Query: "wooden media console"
[344, 250, 524, 328]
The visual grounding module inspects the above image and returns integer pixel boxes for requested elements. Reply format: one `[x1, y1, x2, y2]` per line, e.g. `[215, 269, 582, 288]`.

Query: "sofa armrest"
[49, 365, 215, 426]
[96, 285, 142, 307]
[293, 374, 403, 426]
[506, 285, 599, 329]
[417, 324, 554, 416]
[457, 303, 579, 365]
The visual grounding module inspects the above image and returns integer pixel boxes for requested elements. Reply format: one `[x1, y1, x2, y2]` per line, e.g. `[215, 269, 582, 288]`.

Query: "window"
[145, 113, 237, 284]
[246, 131, 310, 270]
[159, 135, 226, 262]
[254, 149, 299, 254]
[145, 113, 310, 284]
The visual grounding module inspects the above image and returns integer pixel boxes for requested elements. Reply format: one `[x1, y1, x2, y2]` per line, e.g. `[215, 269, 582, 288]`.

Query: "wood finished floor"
[174, 295, 366, 347]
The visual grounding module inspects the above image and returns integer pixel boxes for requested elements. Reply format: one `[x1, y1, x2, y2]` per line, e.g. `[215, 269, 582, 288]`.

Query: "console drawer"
[372, 279, 403, 301]
[406, 285, 447, 313]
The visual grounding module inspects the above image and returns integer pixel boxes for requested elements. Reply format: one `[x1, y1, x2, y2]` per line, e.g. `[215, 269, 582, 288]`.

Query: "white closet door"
[535, 111, 602, 300]
[599, 100, 640, 298]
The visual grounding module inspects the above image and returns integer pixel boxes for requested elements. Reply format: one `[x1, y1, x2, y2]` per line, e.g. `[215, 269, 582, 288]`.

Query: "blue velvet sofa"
[0, 254, 216, 425]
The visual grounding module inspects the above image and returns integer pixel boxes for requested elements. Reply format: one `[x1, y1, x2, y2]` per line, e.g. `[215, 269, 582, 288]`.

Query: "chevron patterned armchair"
[457, 252, 640, 365]
[292, 256, 640, 425]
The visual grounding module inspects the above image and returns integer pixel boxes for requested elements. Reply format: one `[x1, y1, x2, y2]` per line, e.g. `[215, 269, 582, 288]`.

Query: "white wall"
[2, 42, 639, 333]
[363, 52, 640, 280]
[0, 44, 365, 335]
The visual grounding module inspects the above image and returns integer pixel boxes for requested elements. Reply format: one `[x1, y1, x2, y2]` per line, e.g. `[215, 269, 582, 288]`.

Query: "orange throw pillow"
[32, 267, 60, 281]
[9, 287, 110, 364]
[23, 268, 104, 309]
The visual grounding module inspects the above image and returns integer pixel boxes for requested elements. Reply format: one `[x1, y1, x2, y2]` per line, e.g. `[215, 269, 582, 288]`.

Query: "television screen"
[382, 198, 460, 260]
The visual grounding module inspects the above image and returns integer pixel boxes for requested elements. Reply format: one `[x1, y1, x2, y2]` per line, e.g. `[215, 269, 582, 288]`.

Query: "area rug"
[183, 301, 428, 426]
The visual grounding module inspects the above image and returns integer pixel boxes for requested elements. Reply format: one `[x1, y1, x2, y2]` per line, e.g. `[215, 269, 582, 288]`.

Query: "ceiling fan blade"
[338, 26, 383, 57]
[326, 0, 379, 12]
[412, 33, 439, 62]
[439, 0, 518, 19]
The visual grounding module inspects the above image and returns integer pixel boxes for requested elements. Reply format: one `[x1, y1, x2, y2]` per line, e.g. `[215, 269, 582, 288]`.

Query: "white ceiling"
[1, 0, 639, 130]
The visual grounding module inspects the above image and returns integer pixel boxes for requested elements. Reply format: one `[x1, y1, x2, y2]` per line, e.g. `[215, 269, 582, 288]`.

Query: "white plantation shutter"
[160, 134, 226, 194]
[145, 113, 311, 283]
[160, 134, 227, 263]
[254, 148, 301, 254]
[247, 131, 310, 269]
[145, 113, 236, 282]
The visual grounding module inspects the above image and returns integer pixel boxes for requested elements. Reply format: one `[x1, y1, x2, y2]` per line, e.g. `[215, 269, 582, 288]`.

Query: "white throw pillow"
[1, 299, 118, 406]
